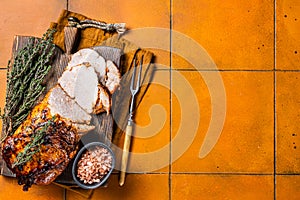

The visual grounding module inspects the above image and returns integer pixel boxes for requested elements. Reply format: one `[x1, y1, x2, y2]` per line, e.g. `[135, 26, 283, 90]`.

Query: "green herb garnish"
[12, 116, 55, 168]
[1, 29, 56, 142]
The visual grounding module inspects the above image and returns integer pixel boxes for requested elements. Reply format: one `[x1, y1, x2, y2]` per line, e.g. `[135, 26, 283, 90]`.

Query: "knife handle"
[119, 124, 133, 186]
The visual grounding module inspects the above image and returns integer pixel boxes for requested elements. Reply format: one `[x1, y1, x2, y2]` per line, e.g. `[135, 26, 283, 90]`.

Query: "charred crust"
[2, 106, 79, 191]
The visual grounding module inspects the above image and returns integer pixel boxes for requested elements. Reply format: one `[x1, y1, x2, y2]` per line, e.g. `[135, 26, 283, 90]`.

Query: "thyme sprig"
[1, 29, 56, 141]
[0, 108, 4, 120]
[12, 116, 56, 168]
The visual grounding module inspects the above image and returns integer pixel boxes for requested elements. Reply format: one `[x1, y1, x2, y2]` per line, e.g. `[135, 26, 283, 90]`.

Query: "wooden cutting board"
[1, 28, 122, 186]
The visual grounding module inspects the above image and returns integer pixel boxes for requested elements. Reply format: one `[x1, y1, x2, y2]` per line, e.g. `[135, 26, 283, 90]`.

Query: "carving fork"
[119, 56, 143, 186]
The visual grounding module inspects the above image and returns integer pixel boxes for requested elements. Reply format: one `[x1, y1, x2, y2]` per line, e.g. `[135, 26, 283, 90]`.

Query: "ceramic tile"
[127, 70, 170, 173]
[172, 0, 274, 70]
[172, 71, 274, 173]
[0, 0, 66, 66]
[66, 174, 169, 200]
[276, 0, 300, 70]
[276, 72, 300, 173]
[69, 0, 170, 28]
[171, 174, 274, 200]
[0, 0, 293, 199]
[146, 49, 170, 70]
[276, 175, 300, 200]
[0, 176, 64, 199]
[0, 70, 7, 131]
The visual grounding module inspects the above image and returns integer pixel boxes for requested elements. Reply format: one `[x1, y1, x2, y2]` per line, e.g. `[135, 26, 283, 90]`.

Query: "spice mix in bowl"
[72, 142, 115, 189]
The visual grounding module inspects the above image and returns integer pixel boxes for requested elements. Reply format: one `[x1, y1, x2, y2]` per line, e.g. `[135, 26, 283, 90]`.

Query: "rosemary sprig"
[1, 29, 56, 142]
[12, 116, 56, 168]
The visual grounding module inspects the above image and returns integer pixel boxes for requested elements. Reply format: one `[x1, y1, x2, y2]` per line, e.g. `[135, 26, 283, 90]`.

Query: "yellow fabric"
[49, 9, 154, 148]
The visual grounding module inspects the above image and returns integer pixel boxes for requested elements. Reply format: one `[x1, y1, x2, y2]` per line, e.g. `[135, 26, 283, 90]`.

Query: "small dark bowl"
[72, 142, 115, 189]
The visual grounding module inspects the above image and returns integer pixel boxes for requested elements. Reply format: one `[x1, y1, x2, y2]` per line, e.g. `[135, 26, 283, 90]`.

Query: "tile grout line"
[157, 68, 300, 72]
[172, 69, 275, 72]
[66, 0, 69, 10]
[273, 0, 277, 199]
[169, 0, 173, 200]
[170, 172, 274, 176]
[117, 171, 300, 175]
[276, 173, 300, 176]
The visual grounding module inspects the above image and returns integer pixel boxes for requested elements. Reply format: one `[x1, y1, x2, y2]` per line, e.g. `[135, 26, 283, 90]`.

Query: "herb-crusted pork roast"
[2, 48, 120, 190]
[2, 98, 79, 191]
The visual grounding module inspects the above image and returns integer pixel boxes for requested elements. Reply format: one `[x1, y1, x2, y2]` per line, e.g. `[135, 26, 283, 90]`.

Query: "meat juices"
[2, 48, 120, 190]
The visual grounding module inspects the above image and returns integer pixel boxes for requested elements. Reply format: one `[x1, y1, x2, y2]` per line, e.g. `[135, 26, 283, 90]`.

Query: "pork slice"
[105, 60, 121, 94]
[93, 84, 111, 114]
[58, 64, 81, 98]
[73, 64, 99, 114]
[67, 48, 120, 95]
[68, 48, 106, 82]
[48, 85, 91, 124]
[73, 123, 95, 135]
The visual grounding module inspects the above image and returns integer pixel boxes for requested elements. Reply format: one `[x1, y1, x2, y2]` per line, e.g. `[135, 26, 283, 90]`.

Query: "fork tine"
[130, 58, 137, 91]
[136, 55, 143, 91]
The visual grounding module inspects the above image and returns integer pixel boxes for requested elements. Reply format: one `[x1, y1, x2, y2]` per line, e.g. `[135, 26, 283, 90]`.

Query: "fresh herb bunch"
[12, 116, 56, 168]
[1, 29, 56, 141]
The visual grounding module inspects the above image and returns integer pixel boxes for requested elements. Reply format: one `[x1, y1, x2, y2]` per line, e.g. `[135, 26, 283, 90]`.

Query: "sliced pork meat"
[74, 64, 99, 114]
[105, 60, 121, 94]
[68, 48, 106, 83]
[66, 48, 121, 95]
[48, 85, 91, 124]
[93, 84, 111, 114]
[73, 123, 95, 135]
[58, 63, 99, 114]
[57, 65, 81, 98]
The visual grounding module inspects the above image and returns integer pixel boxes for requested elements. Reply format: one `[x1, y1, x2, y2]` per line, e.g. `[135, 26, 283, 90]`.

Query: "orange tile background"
[0, 0, 299, 199]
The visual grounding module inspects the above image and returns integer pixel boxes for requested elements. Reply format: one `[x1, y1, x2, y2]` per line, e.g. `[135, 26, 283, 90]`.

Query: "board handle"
[64, 26, 79, 57]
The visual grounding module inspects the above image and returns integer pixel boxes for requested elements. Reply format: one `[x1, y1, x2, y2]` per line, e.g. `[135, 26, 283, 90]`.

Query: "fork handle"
[119, 124, 133, 186]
